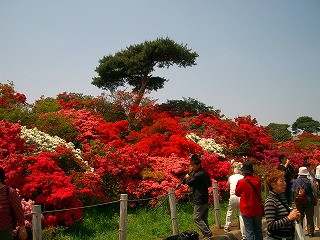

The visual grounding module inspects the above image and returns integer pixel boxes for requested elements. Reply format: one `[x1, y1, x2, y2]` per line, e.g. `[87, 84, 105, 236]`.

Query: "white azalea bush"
[186, 133, 225, 157]
[19, 126, 93, 172]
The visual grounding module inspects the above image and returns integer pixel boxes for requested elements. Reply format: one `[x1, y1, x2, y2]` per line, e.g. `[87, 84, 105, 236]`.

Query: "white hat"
[298, 167, 309, 176]
[315, 165, 320, 180]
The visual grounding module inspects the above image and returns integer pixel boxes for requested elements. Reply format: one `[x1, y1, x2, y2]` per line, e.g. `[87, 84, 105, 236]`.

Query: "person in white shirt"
[224, 164, 246, 239]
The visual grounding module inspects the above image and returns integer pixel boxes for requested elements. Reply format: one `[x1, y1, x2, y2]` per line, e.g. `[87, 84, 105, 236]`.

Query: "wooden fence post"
[119, 194, 128, 240]
[168, 188, 179, 235]
[212, 181, 221, 228]
[32, 205, 42, 240]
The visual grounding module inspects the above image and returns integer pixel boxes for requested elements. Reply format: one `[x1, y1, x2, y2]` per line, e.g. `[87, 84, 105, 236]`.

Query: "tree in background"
[32, 97, 61, 114]
[292, 116, 320, 134]
[158, 97, 221, 117]
[92, 37, 198, 109]
[0, 81, 31, 125]
[266, 123, 292, 142]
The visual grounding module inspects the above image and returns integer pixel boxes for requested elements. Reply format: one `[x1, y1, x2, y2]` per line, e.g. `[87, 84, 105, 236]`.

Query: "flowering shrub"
[127, 117, 201, 157]
[19, 126, 90, 174]
[21, 197, 35, 230]
[136, 155, 190, 201]
[186, 133, 225, 157]
[11, 189, 35, 236]
[2, 86, 320, 230]
[20, 126, 82, 158]
[0, 120, 25, 157]
[60, 109, 105, 143]
[0, 82, 27, 107]
[21, 153, 83, 227]
[70, 170, 105, 204]
[186, 114, 273, 158]
[94, 146, 152, 200]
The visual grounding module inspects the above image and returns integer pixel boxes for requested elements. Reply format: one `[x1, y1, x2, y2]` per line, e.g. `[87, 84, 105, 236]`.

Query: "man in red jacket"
[235, 161, 264, 240]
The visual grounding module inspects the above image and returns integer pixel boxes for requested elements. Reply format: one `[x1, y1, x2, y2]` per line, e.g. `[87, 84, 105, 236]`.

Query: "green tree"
[92, 37, 198, 108]
[158, 97, 221, 117]
[292, 116, 320, 134]
[265, 123, 292, 142]
[32, 97, 61, 114]
[35, 112, 78, 142]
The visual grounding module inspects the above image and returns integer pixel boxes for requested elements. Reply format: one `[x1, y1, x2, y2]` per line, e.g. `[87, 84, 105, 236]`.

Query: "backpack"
[177, 230, 199, 240]
[295, 180, 308, 205]
[164, 230, 199, 240]
[6, 187, 18, 230]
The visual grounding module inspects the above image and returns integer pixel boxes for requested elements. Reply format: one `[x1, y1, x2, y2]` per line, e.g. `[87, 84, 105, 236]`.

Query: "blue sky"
[1, 0, 319, 126]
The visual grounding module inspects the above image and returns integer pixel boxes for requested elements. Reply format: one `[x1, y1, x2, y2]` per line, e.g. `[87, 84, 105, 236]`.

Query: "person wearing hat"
[292, 166, 317, 237]
[315, 165, 320, 231]
[0, 167, 27, 240]
[184, 154, 214, 240]
[223, 164, 246, 239]
[235, 161, 264, 240]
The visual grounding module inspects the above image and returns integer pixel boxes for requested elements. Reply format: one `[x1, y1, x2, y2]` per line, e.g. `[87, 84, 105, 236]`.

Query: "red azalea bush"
[185, 114, 273, 158]
[0, 120, 83, 227]
[94, 146, 153, 201]
[2, 84, 320, 230]
[200, 152, 231, 194]
[70, 170, 105, 205]
[0, 82, 27, 107]
[0, 120, 25, 157]
[136, 155, 190, 202]
[127, 116, 202, 157]
[21, 153, 83, 227]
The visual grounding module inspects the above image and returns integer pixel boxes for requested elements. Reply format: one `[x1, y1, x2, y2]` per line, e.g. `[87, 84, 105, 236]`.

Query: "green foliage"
[292, 116, 320, 134]
[266, 123, 292, 142]
[159, 97, 221, 117]
[32, 97, 61, 114]
[98, 101, 127, 123]
[52, 202, 221, 240]
[42, 226, 67, 240]
[56, 146, 85, 175]
[0, 105, 33, 126]
[92, 37, 198, 107]
[35, 113, 78, 142]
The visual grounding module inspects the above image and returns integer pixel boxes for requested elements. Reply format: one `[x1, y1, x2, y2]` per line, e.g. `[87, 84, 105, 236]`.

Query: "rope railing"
[23, 191, 189, 217]
[34, 192, 170, 215]
[29, 182, 221, 240]
[42, 199, 121, 214]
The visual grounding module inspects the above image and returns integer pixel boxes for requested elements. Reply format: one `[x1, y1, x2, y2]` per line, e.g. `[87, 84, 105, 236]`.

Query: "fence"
[30, 182, 222, 240]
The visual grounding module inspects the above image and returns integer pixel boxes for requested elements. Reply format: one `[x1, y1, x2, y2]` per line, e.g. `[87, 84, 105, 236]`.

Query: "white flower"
[19, 126, 85, 163]
[185, 133, 225, 157]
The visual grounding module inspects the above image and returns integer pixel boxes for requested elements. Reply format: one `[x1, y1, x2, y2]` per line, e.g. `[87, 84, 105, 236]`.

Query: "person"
[235, 161, 264, 240]
[264, 169, 300, 240]
[303, 161, 317, 186]
[292, 166, 317, 237]
[303, 161, 320, 232]
[184, 154, 214, 240]
[277, 154, 295, 206]
[223, 164, 246, 239]
[315, 165, 320, 231]
[0, 167, 27, 240]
